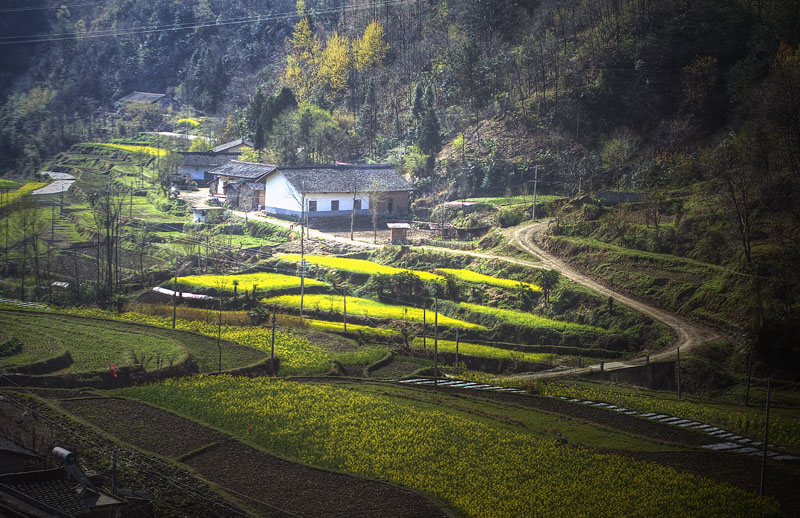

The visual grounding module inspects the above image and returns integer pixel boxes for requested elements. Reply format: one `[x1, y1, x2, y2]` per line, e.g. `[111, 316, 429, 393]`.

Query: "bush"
[0, 338, 22, 357]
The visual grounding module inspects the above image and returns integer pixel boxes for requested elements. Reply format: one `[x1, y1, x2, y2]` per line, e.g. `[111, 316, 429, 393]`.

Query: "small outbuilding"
[387, 222, 411, 244]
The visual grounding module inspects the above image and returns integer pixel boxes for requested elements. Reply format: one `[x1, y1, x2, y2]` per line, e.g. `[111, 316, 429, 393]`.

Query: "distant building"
[208, 161, 412, 218]
[117, 91, 179, 111]
[179, 138, 254, 185]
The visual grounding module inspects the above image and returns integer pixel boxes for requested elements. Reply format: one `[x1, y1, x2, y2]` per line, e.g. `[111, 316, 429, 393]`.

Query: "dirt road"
[233, 210, 719, 377]
[506, 223, 720, 378]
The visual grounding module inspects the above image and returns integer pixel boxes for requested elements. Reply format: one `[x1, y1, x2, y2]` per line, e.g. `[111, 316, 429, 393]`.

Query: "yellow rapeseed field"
[122, 376, 777, 518]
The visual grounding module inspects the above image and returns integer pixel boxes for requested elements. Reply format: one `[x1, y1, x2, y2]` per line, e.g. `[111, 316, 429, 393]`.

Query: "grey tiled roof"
[211, 162, 411, 193]
[0, 467, 92, 516]
[280, 165, 411, 193]
[118, 91, 165, 104]
[212, 138, 254, 153]
[210, 161, 277, 180]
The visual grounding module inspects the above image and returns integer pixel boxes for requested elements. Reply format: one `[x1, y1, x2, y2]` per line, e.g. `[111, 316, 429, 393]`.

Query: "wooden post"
[299, 258, 307, 318]
[532, 164, 539, 221]
[433, 297, 438, 389]
[760, 378, 772, 497]
[217, 297, 222, 373]
[455, 328, 459, 368]
[172, 256, 178, 329]
[422, 305, 427, 350]
[270, 306, 276, 375]
[676, 347, 681, 399]
[745, 344, 754, 407]
[343, 286, 347, 332]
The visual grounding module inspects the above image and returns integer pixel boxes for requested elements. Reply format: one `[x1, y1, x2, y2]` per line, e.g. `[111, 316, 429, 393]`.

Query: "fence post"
[759, 378, 772, 497]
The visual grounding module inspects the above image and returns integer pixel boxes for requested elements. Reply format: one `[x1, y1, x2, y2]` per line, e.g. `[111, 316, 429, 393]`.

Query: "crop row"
[120, 376, 776, 518]
[437, 268, 541, 291]
[0, 182, 49, 208]
[278, 254, 444, 282]
[411, 337, 555, 363]
[176, 272, 327, 294]
[60, 308, 330, 374]
[84, 142, 168, 157]
[262, 294, 487, 330]
[458, 302, 607, 334]
[1, 311, 186, 372]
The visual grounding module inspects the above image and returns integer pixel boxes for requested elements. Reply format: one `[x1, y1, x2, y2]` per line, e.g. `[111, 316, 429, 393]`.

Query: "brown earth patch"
[59, 396, 449, 518]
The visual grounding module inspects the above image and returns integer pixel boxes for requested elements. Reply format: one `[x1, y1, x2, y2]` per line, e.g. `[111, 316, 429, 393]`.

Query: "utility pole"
[342, 286, 347, 332]
[172, 256, 178, 329]
[433, 297, 438, 389]
[676, 347, 681, 399]
[759, 377, 772, 497]
[455, 328, 459, 369]
[422, 305, 427, 350]
[270, 305, 276, 375]
[217, 297, 222, 373]
[299, 258, 308, 318]
[745, 344, 755, 407]
[531, 164, 541, 222]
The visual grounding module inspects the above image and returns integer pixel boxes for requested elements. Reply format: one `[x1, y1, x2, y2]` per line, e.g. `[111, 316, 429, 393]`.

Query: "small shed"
[387, 222, 411, 244]
[192, 205, 225, 223]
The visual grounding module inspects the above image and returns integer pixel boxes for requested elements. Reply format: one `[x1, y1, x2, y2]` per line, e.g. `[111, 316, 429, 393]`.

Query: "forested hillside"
[1, 0, 799, 369]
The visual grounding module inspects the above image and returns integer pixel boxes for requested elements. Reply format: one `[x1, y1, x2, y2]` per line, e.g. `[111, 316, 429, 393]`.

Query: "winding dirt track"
[506, 223, 720, 378]
[239, 210, 720, 377]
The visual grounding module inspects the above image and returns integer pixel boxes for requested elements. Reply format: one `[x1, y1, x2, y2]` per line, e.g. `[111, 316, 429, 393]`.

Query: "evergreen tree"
[417, 85, 441, 172]
[356, 79, 378, 156]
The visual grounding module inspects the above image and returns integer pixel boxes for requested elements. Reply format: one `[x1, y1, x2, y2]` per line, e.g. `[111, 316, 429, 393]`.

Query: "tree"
[536, 269, 560, 305]
[283, 15, 322, 103]
[318, 32, 351, 101]
[353, 20, 389, 73]
[239, 146, 262, 163]
[85, 182, 126, 304]
[417, 85, 441, 172]
[356, 79, 379, 155]
[365, 180, 385, 244]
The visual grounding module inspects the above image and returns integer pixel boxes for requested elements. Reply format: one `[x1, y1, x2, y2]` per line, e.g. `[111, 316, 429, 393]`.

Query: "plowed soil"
[59, 397, 448, 518]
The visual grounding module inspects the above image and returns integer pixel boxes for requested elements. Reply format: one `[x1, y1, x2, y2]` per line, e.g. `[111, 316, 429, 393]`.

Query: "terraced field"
[0, 309, 267, 374]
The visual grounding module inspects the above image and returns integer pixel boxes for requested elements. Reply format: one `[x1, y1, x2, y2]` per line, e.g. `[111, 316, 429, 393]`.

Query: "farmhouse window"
[353, 199, 361, 210]
[387, 199, 394, 213]
[308, 200, 317, 212]
[331, 200, 339, 211]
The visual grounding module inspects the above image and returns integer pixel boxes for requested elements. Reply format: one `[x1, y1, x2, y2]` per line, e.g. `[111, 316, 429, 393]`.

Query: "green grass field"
[466, 194, 567, 207]
[0, 309, 267, 374]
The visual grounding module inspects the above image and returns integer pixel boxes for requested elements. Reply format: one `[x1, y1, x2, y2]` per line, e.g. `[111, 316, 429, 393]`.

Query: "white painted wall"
[306, 192, 369, 212]
[262, 172, 370, 212]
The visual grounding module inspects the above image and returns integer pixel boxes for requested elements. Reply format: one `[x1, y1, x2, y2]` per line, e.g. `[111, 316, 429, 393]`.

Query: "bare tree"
[365, 180, 385, 244]
[286, 175, 312, 255]
[85, 182, 126, 302]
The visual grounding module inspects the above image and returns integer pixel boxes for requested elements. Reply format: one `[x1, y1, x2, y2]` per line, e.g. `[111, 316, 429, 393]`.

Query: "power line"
[0, 0, 414, 45]
[0, 2, 103, 14]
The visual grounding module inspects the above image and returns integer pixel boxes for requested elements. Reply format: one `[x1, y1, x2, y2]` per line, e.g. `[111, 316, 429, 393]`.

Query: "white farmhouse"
[208, 161, 412, 220]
